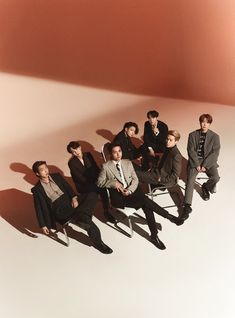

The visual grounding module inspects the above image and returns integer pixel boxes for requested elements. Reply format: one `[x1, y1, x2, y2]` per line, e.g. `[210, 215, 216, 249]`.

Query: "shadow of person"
[96, 129, 115, 142]
[10, 162, 73, 186]
[4, 162, 95, 246]
[0, 187, 39, 237]
[78, 140, 103, 166]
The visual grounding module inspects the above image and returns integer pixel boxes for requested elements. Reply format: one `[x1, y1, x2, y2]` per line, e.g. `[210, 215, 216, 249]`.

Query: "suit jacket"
[143, 120, 168, 153]
[158, 145, 182, 187]
[187, 129, 220, 169]
[97, 159, 139, 194]
[31, 173, 76, 229]
[113, 130, 139, 160]
[68, 152, 100, 193]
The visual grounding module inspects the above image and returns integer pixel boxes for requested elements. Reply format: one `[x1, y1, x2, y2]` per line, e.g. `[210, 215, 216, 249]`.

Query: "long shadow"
[78, 140, 103, 167]
[0, 162, 96, 247]
[97, 128, 144, 150]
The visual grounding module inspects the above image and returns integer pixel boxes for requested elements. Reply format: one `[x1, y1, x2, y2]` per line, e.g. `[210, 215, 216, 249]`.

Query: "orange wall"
[0, 0, 234, 105]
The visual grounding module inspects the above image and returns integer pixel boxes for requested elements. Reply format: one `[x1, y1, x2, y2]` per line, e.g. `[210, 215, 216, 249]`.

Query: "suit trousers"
[52, 193, 102, 246]
[185, 163, 220, 205]
[110, 186, 170, 238]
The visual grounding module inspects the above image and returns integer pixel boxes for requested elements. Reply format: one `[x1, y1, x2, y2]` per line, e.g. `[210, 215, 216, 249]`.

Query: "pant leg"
[136, 170, 159, 184]
[142, 207, 158, 238]
[75, 212, 102, 247]
[205, 166, 220, 193]
[77, 192, 98, 216]
[143, 196, 170, 218]
[168, 185, 184, 209]
[184, 167, 199, 205]
[98, 187, 109, 211]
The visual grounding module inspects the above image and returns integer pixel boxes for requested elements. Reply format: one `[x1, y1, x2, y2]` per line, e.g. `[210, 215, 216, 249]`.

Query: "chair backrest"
[101, 142, 111, 162]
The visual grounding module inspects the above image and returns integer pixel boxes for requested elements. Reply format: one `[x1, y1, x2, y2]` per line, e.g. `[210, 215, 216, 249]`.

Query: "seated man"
[142, 110, 168, 171]
[136, 130, 184, 216]
[97, 143, 184, 250]
[67, 141, 116, 223]
[31, 161, 113, 254]
[113, 122, 143, 170]
[183, 114, 220, 216]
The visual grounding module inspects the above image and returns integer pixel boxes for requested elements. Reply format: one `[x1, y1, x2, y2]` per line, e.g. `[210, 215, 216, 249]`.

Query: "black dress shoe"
[95, 242, 113, 254]
[150, 235, 166, 250]
[168, 214, 184, 226]
[202, 183, 210, 201]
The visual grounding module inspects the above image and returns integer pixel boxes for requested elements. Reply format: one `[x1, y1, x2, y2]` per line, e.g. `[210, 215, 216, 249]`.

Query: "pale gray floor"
[0, 74, 235, 318]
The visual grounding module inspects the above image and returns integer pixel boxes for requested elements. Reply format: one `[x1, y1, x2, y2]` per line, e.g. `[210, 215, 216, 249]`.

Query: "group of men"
[31, 110, 220, 254]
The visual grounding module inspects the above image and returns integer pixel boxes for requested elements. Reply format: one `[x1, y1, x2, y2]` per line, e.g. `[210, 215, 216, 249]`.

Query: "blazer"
[187, 129, 220, 169]
[143, 120, 168, 153]
[97, 159, 139, 194]
[31, 173, 76, 229]
[158, 145, 182, 188]
[113, 130, 139, 160]
[68, 152, 100, 193]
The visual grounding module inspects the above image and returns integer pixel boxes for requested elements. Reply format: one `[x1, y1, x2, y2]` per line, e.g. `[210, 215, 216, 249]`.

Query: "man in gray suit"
[97, 142, 184, 250]
[183, 114, 220, 216]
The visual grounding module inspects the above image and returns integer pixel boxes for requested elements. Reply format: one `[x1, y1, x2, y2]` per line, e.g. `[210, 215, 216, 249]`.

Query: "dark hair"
[199, 114, 213, 124]
[108, 142, 122, 154]
[67, 141, 81, 153]
[147, 110, 159, 118]
[123, 121, 139, 134]
[32, 161, 47, 174]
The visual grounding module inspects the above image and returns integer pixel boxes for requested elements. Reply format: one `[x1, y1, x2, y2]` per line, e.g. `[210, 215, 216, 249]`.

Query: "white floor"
[1, 74, 235, 318]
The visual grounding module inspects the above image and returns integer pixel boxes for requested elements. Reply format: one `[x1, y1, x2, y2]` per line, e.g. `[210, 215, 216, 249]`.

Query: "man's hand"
[201, 166, 206, 172]
[196, 166, 201, 172]
[42, 226, 50, 235]
[152, 125, 159, 135]
[149, 148, 155, 157]
[71, 197, 79, 208]
[122, 189, 130, 197]
[115, 181, 124, 192]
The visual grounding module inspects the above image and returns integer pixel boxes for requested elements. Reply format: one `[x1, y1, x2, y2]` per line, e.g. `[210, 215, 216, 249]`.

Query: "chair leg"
[127, 216, 133, 238]
[54, 223, 70, 247]
[62, 226, 70, 247]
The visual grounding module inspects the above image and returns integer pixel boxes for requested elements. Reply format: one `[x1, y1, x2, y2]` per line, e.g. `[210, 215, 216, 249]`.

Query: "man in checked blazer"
[183, 114, 220, 217]
[97, 142, 184, 250]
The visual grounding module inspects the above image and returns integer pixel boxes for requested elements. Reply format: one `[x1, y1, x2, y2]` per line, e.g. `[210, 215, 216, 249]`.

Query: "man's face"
[200, 119, 211, 132]
[166, 135, 177, 148]
[111, 146, 122, 162]
[70, 146, 82, 157]
[148, 116, 158, 126]
[125, 126, 136, 138]
[37, 164, 49, 179]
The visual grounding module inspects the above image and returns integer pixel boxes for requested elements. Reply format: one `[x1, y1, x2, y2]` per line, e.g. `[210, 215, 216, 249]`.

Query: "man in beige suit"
[97, 143, 184, 250]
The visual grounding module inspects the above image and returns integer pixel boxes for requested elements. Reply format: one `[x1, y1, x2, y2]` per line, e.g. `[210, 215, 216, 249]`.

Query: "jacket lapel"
[108, 161, 122, 183]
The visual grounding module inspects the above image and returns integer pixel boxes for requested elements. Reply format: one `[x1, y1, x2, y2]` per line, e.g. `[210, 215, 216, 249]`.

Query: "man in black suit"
[31, 161, 113, 254]
[136, 130, 184, 215]
[97, 143, 184, 250]
[142, 110, 168, 170]
[67, 141, 116, 223]
[113, 122, 143, 170]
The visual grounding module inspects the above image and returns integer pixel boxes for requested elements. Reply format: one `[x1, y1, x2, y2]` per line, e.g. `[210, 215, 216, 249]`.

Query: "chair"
[50, 220, 88, 247]
[101, 142, 143, 238]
